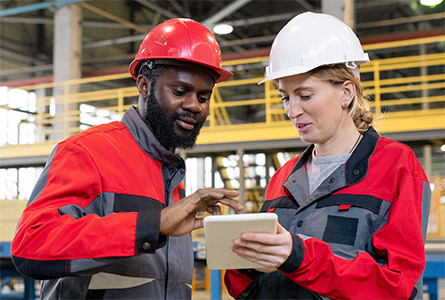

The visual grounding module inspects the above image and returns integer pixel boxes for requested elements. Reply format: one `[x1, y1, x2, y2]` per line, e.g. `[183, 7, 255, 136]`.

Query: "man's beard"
[143, 91, 205, 150]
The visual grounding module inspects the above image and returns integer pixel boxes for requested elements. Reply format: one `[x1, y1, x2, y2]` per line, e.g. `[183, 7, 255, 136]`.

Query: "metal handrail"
[1, 35, 444, 144]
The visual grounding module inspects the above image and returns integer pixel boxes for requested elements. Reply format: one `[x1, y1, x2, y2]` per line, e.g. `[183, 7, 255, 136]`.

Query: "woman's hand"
[232, 222, 292, 271]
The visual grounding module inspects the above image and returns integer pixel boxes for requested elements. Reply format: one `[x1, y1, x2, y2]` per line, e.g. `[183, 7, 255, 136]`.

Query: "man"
[11, 18, 242, 299]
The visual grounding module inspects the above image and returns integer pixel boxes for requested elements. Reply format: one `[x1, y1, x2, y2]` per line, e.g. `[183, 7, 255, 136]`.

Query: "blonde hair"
[310, 64, 373, 132]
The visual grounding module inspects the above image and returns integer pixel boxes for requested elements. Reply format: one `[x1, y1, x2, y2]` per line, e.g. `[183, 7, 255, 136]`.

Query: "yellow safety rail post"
[205, 266, 210, 295]
[118, 90, 124, 117]
[221, 269, 227, 294]
[265, 79, 272, 125]
[209, 93, 216, 127]
[191, 268, 196, 295]
[36, 91, 45, 142]
[373, 61, 381, 117]
[212, 87, 231, 126]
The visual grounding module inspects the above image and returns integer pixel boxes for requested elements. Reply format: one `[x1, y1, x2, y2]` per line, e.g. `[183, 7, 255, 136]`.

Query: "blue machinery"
[425, 252, 445, 300]
[1, 241, 444, 299]
[0, 242, 35, 299]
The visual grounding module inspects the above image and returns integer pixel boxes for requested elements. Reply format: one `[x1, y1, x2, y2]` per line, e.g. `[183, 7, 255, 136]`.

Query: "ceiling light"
[420, 0, 443, 7]
[213, 24, 233, 35]
[440, 144, 445, 152]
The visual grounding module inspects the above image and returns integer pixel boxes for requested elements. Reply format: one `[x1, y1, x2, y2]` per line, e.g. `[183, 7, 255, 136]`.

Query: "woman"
[224, 12, 431, 300]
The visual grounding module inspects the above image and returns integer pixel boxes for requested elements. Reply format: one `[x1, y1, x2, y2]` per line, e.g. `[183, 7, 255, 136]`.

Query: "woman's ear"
[342, 80, 356, 107]
[137, 74, 150, 98]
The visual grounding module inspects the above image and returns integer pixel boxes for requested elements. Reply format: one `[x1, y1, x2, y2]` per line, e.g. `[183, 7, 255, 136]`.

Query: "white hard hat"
[259, 12, 370, 84]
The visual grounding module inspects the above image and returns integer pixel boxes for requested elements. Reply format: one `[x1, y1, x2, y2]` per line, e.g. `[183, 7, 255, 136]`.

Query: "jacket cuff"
[278, 234, 305, 273]
[135, 209, 166, 254]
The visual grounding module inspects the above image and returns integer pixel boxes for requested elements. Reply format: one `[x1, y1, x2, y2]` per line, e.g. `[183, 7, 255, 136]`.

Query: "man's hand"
[160, 188, 243, 236]
[231, 222, 292, 271]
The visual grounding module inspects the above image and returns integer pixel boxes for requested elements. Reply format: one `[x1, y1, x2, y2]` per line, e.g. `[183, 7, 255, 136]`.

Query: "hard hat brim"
[129, 57, 232, 83]
[258, 58, 370, 84]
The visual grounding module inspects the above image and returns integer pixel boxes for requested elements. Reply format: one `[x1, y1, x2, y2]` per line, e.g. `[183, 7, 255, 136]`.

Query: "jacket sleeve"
[11, 141, 165, 280]
[224, 269, 260, 299]
[277, 159, 431, 299]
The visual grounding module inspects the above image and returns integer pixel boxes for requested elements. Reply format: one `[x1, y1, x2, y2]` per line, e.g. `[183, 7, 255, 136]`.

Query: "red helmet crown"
[129, 18, 232, 82]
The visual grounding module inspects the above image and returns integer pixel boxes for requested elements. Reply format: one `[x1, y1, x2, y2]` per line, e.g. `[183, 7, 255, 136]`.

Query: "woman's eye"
[301, 94, 311, 100]
[281, 96, 289, 102]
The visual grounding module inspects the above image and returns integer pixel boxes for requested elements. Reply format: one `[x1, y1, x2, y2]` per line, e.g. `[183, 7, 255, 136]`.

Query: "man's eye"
[301, 95, 311, 100]
[173, 89, 185, 96]
[198, 96, 210, 103]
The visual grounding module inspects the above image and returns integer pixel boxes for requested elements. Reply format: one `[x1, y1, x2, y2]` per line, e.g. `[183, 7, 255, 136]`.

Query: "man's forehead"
[160, 67, 215, 88]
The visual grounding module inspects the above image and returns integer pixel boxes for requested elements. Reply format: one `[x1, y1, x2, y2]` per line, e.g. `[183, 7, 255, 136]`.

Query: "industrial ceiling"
[0, 0, 444, 85]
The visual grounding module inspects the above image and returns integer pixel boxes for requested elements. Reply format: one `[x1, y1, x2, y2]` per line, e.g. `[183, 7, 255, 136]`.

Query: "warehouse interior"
[0, 0, 444, 299]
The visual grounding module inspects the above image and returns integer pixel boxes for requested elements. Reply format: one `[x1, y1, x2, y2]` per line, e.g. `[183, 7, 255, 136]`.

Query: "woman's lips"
[296, 123, 311, 132]
[176, 116, 197, 131]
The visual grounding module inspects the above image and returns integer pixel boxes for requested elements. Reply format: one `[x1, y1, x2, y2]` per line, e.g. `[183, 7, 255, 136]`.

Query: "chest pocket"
[322, 215, 358, 246]
[113, 193, 164, 212]
[316, 194, 383, 247]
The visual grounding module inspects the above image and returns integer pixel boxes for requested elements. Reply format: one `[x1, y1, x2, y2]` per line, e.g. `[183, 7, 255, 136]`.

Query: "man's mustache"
[174, 111, 200, 122]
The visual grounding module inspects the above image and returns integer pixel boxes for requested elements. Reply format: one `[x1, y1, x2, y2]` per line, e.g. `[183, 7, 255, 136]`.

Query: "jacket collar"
[345, 126, 380, 184]
[283, 126, 380, 209]
[292, 126, 380, 185]
[121, 106, 185, 169]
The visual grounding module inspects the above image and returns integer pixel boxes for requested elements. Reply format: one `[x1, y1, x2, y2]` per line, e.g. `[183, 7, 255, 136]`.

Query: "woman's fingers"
[232, 225, 293, 268]
[232, 243, 281, 268]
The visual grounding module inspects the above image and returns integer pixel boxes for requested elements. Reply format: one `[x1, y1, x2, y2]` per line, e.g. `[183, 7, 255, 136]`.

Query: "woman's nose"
[286, 98, 303, 119]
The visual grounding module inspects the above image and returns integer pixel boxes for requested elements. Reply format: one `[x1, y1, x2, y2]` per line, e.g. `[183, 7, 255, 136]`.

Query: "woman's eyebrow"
[278, 86, 313, 94]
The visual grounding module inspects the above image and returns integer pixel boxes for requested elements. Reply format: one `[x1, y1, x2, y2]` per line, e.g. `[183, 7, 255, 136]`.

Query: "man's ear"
[342, 80, 356, 106]
[137, 74, 151, 98]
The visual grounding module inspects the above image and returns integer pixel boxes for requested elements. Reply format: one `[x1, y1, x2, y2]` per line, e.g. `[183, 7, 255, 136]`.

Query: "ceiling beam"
[202, 0, 254, 27]
[134, 0, 178, 19]
[357, 12, 445, 29]
[0, 0, 85, 17]
[0, 47, 47, 65]
[83, 34, 146, 49]
[79, 2, 148, 33]
[222, 12, 298, 27]
[295, 0, 314, 11]
[0, 16, 54, 25]
[0, 16, 143, 29]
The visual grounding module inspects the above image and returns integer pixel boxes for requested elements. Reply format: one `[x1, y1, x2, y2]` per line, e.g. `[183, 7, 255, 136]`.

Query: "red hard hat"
[129, 18, 232, 83]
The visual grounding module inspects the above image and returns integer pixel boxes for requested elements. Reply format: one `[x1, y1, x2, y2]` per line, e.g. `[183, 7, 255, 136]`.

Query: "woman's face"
[278, 72, 352, 146]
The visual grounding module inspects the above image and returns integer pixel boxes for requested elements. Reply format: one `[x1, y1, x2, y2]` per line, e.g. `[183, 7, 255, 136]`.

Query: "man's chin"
[169, 132, 198, 149]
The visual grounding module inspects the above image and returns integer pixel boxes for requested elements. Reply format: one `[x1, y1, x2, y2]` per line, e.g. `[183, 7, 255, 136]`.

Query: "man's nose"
[182, 94, 202, 113]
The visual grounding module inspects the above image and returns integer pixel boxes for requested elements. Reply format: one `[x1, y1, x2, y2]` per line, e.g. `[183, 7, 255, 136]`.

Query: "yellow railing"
[1, 35, 444, 146]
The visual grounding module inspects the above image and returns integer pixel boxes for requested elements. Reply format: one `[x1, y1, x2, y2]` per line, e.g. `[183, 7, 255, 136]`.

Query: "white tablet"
[204, 213, 278, 270]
